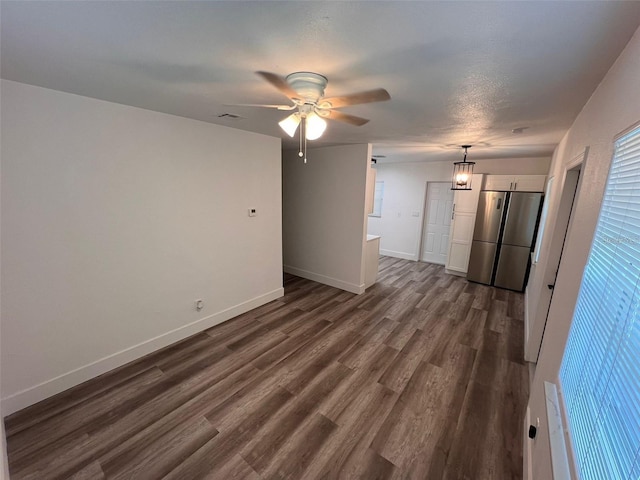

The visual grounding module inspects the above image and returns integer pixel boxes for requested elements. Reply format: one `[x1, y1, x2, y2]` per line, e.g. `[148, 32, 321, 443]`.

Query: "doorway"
[420, 182, 454, 265]
[525, 160, 583, 362]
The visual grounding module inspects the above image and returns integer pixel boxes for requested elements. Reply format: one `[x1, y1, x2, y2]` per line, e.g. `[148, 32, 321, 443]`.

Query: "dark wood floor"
[5, 257, 528, 480]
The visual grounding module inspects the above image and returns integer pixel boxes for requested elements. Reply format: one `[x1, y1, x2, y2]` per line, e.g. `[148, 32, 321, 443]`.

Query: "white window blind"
[560, 125, 640, 480]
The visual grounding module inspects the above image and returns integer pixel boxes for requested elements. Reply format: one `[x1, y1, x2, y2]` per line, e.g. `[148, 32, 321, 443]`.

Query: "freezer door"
[467, 241, 498, 285]
[502, 192, 543, 247]
[494, 244, 531, 291]
[473, 191, 506, 242]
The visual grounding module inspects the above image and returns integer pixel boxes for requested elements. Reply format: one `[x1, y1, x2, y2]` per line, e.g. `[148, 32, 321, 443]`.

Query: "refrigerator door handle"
[497, 198, 502, 210]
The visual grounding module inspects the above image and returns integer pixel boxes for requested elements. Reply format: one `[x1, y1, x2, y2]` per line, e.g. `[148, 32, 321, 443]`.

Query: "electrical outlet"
[248, 208, 257, 217]
[195, 299, 204, 311]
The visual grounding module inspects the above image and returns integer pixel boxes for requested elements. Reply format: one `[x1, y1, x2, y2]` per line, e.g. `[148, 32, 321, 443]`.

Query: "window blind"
[560, 125, 640, 480]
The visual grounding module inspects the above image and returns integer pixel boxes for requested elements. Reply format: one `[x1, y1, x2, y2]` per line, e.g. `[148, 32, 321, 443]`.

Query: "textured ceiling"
[2, 1, 640, 163]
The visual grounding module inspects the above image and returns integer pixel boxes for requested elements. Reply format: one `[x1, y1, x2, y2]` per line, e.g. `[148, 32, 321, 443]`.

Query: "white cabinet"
[445, 174, 483, 275]
[483, 175, 514, 191]
[514, 175, 547, 192]
[365, 235, 380, 289]
[484, 174, 546, 192]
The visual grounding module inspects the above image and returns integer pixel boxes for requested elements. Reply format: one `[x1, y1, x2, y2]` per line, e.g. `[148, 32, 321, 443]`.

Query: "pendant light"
[451, 145, 475, 190]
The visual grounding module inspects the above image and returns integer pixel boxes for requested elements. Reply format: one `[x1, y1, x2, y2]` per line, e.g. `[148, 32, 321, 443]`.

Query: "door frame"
[418, 181, 453, 264]
[524, 149, 586, 362]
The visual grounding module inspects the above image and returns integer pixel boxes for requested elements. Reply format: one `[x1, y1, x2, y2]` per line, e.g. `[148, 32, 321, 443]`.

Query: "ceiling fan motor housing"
[286, 72, 328, 104]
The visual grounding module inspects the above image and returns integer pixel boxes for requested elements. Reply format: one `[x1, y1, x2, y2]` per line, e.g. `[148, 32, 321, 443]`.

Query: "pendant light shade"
[451, 145, 475, 190]
[278, 113, 301, 137]
[305, 112, 327, 140]
[279, 107, 328, 163]
[279, 111, 327, 141]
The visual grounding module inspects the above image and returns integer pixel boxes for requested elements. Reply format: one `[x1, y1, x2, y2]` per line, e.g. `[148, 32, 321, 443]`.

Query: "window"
[560, 125, 640, 479]
[370, 181, 384, 217]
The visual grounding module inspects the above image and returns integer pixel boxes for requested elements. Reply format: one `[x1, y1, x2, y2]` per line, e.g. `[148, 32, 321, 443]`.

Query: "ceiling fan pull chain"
[298, 117, 304, 159]
[303, 119, 308, 164]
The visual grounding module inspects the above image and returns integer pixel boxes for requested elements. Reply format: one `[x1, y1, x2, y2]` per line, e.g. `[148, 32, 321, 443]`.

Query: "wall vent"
[217, 113, 243, 120]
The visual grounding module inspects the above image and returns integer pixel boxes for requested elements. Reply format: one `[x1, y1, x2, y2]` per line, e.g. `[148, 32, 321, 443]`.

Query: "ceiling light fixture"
[278, 113, 301, 137]
[237, 71, 389, 164]
[278, 106, 327, 163]
[304, 112, 327, 140]
[451, 145, 475, 190]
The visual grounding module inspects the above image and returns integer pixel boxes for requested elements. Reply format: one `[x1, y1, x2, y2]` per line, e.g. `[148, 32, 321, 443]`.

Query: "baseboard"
[445, 268, 466, 277]
[379, 249, 418, 261]
[524, 288, 530, 341]
[283, 265, 364, 294]
[1, 287, 284, 417]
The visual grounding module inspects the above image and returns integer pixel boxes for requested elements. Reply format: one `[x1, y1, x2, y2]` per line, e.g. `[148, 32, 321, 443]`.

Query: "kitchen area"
[443, 173, 546, 292]
[466, 187, 544, 292]
[367, 159, 550, 293]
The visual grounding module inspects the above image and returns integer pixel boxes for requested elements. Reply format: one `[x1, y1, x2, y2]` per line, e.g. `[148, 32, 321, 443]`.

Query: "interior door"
[421, 182, 453, 265]
[525, 169, 581, 362]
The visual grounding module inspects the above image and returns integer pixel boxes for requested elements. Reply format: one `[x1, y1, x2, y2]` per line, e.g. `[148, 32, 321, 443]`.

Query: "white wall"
[0, 80, 284, 415]
[525, 26, 640, 480]
[368, 157, 550, 260]
[283, 144, 371, 294]
[0, 138, 7, 480]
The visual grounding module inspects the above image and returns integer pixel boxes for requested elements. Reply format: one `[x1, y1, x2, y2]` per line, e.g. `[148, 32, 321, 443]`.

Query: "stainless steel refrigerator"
[467, 191, 543, 291]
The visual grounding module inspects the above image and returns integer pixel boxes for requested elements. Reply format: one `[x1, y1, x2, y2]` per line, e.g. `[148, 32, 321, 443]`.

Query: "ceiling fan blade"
[319, 88, 391, 108]
[226, 103, 296, 111]
[324, 110, 370, 126]
[255, 71, 300, 100]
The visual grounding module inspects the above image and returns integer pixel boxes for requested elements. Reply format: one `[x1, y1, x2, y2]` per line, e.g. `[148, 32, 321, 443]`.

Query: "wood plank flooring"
[4, 257, 529, 479]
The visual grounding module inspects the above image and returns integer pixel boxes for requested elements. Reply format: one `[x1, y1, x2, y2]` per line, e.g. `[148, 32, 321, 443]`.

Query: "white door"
[525, 169, 581, 362]
[420, 183, 453, 264]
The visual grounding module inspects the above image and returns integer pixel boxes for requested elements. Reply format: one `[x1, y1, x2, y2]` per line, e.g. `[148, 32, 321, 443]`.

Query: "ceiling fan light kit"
[278, 113, 301, 137]
[451, 145, 475, 190]
[303, 111, 327, 140]
[240, 71, 390, 163]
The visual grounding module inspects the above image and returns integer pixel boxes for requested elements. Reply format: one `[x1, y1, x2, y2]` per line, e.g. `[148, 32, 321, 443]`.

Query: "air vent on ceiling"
[217, 113, 243, 120]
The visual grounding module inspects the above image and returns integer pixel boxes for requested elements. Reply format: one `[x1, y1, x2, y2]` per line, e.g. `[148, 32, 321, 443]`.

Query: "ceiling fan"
[233, 71, 391, 161]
